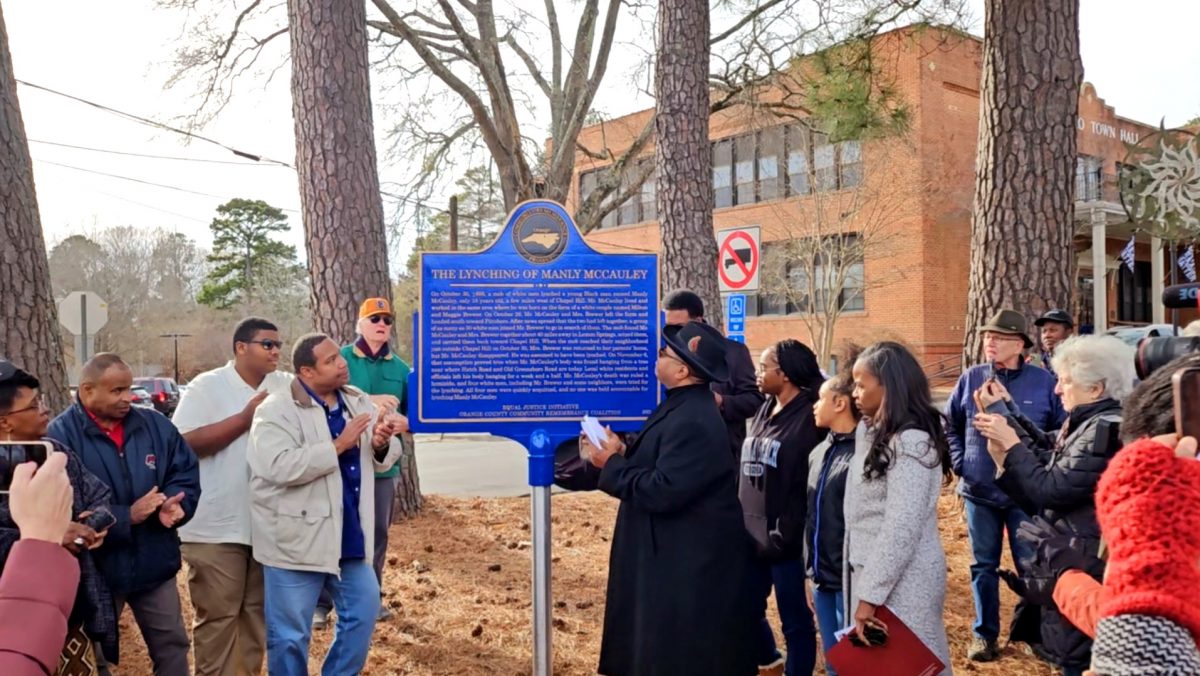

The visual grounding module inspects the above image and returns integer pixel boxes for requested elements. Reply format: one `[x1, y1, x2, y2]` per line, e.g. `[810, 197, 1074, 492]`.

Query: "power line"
[34, 158, 301, 213]
[29, 139, 279, 166]
[96, 191, 211, 225]
[16, 79, 294, 167]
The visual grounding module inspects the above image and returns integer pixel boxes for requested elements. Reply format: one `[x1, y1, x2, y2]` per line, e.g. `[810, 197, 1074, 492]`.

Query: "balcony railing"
[1076, 171, 1121, 204]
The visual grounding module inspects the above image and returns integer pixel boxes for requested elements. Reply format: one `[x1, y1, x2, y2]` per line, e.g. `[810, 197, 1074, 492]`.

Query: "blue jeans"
[811, 587, 844, 675]
[751, 559, 817, 675]
[263, 559, 381, 676]
[965, 498, 1034, 641]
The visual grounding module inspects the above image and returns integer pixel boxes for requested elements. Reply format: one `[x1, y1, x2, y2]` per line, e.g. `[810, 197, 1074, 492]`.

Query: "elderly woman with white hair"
[972, 334, 1135, 676]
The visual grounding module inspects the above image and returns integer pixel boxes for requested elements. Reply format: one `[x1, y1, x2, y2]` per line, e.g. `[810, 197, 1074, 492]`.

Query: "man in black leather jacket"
[663, 290, 764, 457]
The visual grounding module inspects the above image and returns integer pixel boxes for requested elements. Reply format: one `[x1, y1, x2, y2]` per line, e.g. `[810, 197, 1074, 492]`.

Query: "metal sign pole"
[527, 438, 555, 676]
[532, 484, 552, 676]
[80, 294, 89, 362]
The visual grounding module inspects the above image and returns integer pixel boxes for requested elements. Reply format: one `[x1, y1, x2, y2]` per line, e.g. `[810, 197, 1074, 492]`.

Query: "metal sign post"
[528, 438, 555, 675]
[410, 200, 660, 676]
[58, 291, 109, 382]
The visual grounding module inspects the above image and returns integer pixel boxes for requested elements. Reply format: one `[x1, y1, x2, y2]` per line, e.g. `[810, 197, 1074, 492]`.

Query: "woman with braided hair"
[739, 339, 825, 675]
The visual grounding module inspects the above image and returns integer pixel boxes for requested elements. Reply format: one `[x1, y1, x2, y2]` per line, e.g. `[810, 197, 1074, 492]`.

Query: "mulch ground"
[116, 490, 1059, 675]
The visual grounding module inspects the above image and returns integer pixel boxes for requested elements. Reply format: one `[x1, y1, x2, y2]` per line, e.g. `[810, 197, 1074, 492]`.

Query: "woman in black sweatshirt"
[740, 339, 825, 676]
[805, 347, 862, 674]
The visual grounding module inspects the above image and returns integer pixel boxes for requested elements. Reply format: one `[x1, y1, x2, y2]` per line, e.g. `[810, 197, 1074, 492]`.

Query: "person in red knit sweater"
[0, 451, 80, 675]
[1085, 433, 1200, 674]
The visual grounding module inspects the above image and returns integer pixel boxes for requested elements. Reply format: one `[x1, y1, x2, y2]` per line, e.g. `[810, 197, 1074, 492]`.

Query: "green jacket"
[340, 343, 411, 478]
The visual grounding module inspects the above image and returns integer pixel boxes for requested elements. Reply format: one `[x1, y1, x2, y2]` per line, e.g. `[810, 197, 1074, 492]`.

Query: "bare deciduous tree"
[757, 141, 923, 365]
[160, 1, 969, 233]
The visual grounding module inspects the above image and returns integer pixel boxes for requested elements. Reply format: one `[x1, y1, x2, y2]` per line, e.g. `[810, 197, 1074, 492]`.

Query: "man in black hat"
[1033, 309, 1075, 373]
[582, 321, 756, 676]
[944, 309, 1065, 662]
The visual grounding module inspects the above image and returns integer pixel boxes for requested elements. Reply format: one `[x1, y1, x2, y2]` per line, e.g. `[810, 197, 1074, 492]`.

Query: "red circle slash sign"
[718, 231, 758, 290]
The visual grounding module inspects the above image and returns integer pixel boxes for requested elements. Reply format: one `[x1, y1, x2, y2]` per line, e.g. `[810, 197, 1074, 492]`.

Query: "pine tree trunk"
[656, 0, 723, 327]
[0, 3, 71, 411]
[288, 0, 422, 517]
[392, 433, 422, 517]
[963, 0, 1083, 366]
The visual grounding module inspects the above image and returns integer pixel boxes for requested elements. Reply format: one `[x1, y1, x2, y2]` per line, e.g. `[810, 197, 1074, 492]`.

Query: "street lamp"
[159, 333, 192, 383]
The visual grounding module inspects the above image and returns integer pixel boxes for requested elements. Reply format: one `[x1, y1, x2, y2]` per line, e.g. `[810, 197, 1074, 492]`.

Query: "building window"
[1118, 260, 1152, 323]
[735, 134, 756, 206]
[758, 235, 865, 315]
[758, 127, 784, 202]
[713, 140, 733, 208]
[786, 125, 810, 196]
[1076, 155, 1103, 202]
[639, 160, 657, 222]
[618, 168, 639, 225]
[813, 133, 837, 192]
[839, 140, 863, 189]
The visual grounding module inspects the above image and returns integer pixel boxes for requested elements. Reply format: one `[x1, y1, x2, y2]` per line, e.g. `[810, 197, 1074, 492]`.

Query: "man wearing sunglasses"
[314, 298, 410, 628]
[171, 317, 293, 676]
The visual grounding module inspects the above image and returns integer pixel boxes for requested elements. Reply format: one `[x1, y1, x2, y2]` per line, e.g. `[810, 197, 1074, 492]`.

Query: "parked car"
[1105, 323, 1179, 347]
[133, 377, 181, 417]
[130, 386, 156, 410]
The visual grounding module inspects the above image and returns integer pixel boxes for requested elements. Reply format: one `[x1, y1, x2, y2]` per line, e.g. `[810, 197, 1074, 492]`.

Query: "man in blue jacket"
[48, 353, 201, 675]
[945, 310, 1065, 663]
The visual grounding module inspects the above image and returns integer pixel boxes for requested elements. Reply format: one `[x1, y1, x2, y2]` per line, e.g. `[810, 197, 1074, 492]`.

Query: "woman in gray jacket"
[845, 342, 953, 673]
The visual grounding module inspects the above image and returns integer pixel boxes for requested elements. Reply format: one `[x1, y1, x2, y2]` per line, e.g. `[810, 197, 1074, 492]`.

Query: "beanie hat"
[1095, 438, 1200, 641]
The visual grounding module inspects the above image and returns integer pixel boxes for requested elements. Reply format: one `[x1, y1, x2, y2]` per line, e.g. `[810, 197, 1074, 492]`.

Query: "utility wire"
[30, 139, 277, 166]
[35, 159, 301, 213]
[16, 79, 294, 167]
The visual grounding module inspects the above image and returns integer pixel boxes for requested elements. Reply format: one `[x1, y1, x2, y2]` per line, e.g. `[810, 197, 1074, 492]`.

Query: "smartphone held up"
[0, 440, 51, 494]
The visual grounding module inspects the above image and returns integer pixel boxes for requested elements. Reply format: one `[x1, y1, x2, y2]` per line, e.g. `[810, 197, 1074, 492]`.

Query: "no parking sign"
[717, 226, 761, 293]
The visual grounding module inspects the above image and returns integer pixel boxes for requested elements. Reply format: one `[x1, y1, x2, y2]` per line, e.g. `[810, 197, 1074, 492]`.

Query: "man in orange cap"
[314, 297, 411, 628]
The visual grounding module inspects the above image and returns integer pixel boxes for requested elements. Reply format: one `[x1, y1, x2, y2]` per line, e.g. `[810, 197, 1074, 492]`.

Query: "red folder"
[826, 605, 946, 676]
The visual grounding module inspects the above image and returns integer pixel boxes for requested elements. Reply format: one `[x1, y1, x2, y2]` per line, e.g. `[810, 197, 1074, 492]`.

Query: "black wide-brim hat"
[663, 321, 730, 383]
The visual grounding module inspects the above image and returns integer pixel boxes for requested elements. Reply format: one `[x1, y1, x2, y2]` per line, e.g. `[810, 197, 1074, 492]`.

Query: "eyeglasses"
[0, 394, 46, 418]
[756, 365, 782, 375]
[368, 315, 394, 326]
[658, 346, 683, 363]
[246, 340, 284, 351]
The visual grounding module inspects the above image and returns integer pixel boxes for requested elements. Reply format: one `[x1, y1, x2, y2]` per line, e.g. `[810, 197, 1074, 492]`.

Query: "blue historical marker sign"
[412, 200, 660, 440]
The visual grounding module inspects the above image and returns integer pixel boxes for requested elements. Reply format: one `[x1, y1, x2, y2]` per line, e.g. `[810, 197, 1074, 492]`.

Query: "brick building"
[565, 26, 1168, 370]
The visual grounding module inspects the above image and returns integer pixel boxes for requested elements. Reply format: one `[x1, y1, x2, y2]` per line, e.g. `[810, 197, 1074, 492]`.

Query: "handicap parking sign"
[726, 294, 745, 334]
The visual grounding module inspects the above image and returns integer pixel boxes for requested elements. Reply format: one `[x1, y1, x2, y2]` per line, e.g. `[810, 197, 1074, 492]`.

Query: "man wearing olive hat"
[1032, 309, 1075, 373]
[581, 321, 757, 676]
[945, 309, 1065, 662]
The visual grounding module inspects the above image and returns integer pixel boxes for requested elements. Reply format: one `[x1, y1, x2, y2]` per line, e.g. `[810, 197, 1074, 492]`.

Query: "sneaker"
[968, 636, 999, 662]
[312, 610, 330, 630]
[377, 605, 394, 621]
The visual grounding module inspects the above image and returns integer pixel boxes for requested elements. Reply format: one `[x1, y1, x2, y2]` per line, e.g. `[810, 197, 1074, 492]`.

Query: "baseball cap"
[1034, 309, 1075, 328]
[358, 298, 393, 320]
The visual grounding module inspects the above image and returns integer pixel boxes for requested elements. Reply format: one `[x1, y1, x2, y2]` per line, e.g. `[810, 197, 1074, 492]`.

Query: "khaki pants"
[182, 543, 266, 676]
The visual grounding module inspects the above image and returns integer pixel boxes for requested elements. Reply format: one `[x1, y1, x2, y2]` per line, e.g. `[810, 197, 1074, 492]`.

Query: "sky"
[6, 0, 1199, 270]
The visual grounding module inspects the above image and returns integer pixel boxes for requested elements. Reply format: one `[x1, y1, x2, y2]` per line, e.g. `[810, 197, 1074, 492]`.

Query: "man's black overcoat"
[596, 384, 757, 676]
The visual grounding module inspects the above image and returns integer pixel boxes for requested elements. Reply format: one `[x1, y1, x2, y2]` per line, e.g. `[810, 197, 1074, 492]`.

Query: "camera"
[1135, 336, 1200, 380]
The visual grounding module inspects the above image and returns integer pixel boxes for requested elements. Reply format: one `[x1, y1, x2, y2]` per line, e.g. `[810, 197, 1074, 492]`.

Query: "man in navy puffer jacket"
[48, 353, 200, 675]
[945, 310, 1064, 663]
